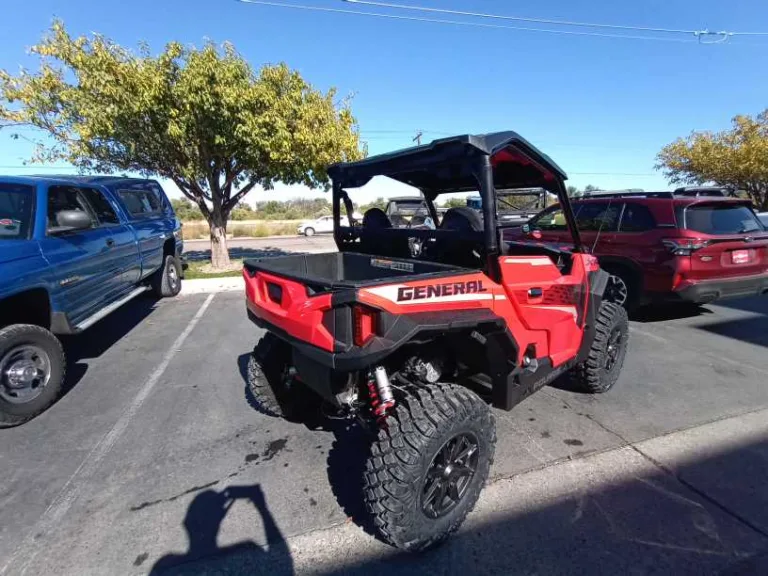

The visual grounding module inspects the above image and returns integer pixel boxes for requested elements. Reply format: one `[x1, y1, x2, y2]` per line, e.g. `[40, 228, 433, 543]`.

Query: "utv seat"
[436, 207, 484, 268]
[360, 208, 410, 258]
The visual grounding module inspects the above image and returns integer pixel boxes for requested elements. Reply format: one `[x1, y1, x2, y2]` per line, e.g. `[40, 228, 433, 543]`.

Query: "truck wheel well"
[0, 289, 51, 330]
[163, 238, 176, 257]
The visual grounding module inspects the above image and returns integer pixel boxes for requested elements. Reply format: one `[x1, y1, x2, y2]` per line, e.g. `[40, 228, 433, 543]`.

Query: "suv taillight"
[662, 238, 710, 256]
[353, 305, 378, 347]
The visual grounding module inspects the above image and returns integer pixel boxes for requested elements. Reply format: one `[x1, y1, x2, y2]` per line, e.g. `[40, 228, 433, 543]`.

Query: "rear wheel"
[571, 302, 629, 394]
[0, 324, 65, 427]
[363, 383, 495, 551]
[246, 333, 314, 422]
[602, 267, 639, 312]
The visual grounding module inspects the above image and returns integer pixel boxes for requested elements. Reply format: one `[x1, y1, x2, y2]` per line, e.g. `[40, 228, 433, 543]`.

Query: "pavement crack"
[630, 445, 768, 542]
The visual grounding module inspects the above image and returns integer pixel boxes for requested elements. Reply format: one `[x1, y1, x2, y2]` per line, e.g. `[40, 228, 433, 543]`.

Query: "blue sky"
[1, 0, 767, 202]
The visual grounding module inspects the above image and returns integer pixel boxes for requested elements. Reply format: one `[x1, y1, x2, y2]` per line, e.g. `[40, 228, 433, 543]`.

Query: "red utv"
[506, 191, 768, 310]
[243, 132, 629, 551]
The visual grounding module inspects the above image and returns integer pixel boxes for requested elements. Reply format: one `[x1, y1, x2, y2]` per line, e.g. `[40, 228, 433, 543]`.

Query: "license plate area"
[731, 249, 750, 264]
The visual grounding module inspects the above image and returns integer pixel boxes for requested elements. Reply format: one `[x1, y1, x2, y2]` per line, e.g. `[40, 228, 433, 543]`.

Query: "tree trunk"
[209, 213, 231, 269]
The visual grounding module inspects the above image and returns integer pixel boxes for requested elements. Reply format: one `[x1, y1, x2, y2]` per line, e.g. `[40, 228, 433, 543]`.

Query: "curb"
[181, 277, 243, 295]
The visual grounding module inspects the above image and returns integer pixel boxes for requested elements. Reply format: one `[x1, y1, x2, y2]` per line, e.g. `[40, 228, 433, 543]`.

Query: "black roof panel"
[329, 131, 567, 193]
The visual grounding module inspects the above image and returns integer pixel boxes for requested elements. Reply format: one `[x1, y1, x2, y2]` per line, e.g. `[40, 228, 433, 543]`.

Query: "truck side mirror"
[55, 210, 92, 231]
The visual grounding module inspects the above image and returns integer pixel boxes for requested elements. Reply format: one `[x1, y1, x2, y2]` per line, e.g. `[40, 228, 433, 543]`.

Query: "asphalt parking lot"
[1, 284, 768, 575]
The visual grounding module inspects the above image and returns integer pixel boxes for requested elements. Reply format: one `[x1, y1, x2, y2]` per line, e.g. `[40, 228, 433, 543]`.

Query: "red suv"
[504, 192, 768, 309]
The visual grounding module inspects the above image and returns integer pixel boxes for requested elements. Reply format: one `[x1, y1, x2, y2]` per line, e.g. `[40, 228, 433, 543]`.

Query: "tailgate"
[681, 202, 768, 280]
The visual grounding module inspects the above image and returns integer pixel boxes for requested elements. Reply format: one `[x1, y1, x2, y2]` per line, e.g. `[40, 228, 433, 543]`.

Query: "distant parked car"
[505, 191, 768, 310]
[297, 215, 334, 236]
[0, 176, 183, 426]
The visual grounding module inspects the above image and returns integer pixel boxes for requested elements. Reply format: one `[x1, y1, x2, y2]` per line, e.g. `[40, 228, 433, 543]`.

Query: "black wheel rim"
[421, 433, 479, 519]
[606, 275, 628, 306]
[605, 328, 623, 371]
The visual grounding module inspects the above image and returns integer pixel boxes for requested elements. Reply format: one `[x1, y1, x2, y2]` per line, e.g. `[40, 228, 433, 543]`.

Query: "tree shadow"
[57, 296, 158, 398]
[695, 317, 768, 349]
[631, 302, 713, 323]
[148, 484, 293, 575]
[183, 247, 297, 262]
[709, 296, 768, 316]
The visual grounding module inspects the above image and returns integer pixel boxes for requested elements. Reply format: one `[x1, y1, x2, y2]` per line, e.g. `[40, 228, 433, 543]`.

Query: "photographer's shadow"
[149, 484, 293, 575]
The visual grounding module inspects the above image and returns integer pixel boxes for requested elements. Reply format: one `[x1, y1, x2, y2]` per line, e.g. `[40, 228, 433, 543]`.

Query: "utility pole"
[413, 130, 423, 146]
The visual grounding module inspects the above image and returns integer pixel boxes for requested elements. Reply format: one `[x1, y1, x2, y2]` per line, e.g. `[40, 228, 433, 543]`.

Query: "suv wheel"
[605, 274, 629, 307]
[363, 383, 496, 551]
[246, 333, 315, 422]
[571, 302, 629, 393]
[0, 325, 66, 427]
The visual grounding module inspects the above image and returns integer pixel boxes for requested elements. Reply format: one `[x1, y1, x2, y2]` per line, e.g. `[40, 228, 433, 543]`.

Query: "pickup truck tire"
[0, 324, 65, 427]
[246, 333, 314, 422]
[571, 301, 629, 394]
[152, 255, 182, 298]
[363, 383, 495, 551]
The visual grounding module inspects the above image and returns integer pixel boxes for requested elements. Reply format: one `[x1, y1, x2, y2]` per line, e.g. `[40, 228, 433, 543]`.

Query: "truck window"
[79, 188, 120, 225]
[47, 186, 94, 233]
[118, 189, 162, 217]
[0, 183, 34, 240]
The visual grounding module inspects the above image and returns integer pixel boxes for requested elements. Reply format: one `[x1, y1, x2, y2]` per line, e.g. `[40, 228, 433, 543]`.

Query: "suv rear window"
[684, 204, 763, 235]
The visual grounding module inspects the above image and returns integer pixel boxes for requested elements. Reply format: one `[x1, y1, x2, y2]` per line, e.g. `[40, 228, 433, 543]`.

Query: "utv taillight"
[662, 238, 710, 256]
[353, 305, 378, 347]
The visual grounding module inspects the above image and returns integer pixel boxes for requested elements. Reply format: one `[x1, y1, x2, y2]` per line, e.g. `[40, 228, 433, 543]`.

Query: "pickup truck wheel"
[246, 333, 313, 422]
[0, 325, 65, 427]
[152, 255, 182, 298]
[363, 383, 495, 551]
[571, 301, 629, 394]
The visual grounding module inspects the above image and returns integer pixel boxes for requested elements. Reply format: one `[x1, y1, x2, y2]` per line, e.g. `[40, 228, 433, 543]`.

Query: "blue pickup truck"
[0, 175, 184, 426]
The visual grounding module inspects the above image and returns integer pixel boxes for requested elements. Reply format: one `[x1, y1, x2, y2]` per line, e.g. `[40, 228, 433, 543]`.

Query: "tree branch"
[224, 180, 258, 212]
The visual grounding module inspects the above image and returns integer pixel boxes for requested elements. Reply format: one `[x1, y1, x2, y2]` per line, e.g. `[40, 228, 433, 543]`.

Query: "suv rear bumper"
[675, 273, 768, 303]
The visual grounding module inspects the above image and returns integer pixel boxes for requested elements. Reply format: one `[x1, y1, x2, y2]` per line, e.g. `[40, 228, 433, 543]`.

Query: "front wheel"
[0, 324, 65, 427]
[571, 301, 629, 393]
[151, 254, 182, 298]
[303, 227, 315, 237]
[364, 383, 496, 551]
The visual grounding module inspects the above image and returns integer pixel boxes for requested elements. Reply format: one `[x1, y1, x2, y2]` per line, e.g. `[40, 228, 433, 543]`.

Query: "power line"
[236, 0, 703, 44]
[346, 0, 698, 35]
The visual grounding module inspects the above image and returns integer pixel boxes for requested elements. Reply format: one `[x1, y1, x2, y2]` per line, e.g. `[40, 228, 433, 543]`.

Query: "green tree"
[567, 185, 579, 197]
[171, 198, 204, 221]
[359, 197, 387, 212]
[0, 22, 364, 267]
[656, 110, 768, 211]
[583, 184, 600, 193]
[441, 197, 466, 209]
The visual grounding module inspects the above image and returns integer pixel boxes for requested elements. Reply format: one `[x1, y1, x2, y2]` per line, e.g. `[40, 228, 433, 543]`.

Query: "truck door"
[115, 185, 169, 277]
[39, 185, 139, 328]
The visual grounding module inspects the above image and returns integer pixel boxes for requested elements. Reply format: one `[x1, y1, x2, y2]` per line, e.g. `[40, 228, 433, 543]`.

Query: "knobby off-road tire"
[571, 301, 629, 393]
[151, 254, 182, 298]
[247, 333, 313, 422]
[0, 324, 66, 428]
[363, 383, 496, 551]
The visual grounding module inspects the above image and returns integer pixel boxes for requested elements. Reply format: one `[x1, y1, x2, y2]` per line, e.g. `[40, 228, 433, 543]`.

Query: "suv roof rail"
[579, 191, 674, 199]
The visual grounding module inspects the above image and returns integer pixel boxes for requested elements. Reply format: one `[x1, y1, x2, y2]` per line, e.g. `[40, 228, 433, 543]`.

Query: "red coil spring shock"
[367, 366, 395, 424]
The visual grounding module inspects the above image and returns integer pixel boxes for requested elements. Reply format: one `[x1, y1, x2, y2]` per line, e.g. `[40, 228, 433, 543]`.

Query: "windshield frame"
[0, 183, 36, 241]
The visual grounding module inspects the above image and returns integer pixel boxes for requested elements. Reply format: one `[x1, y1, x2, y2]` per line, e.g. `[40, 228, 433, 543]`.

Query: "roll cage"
[328, 132, 583, 280]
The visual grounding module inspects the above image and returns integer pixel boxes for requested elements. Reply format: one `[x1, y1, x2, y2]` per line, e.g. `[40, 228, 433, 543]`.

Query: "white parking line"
[1, 293, 216, 576]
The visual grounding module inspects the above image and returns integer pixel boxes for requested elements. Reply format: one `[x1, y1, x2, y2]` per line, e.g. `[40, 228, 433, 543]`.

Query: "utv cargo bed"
[243, 252, 467, 289]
